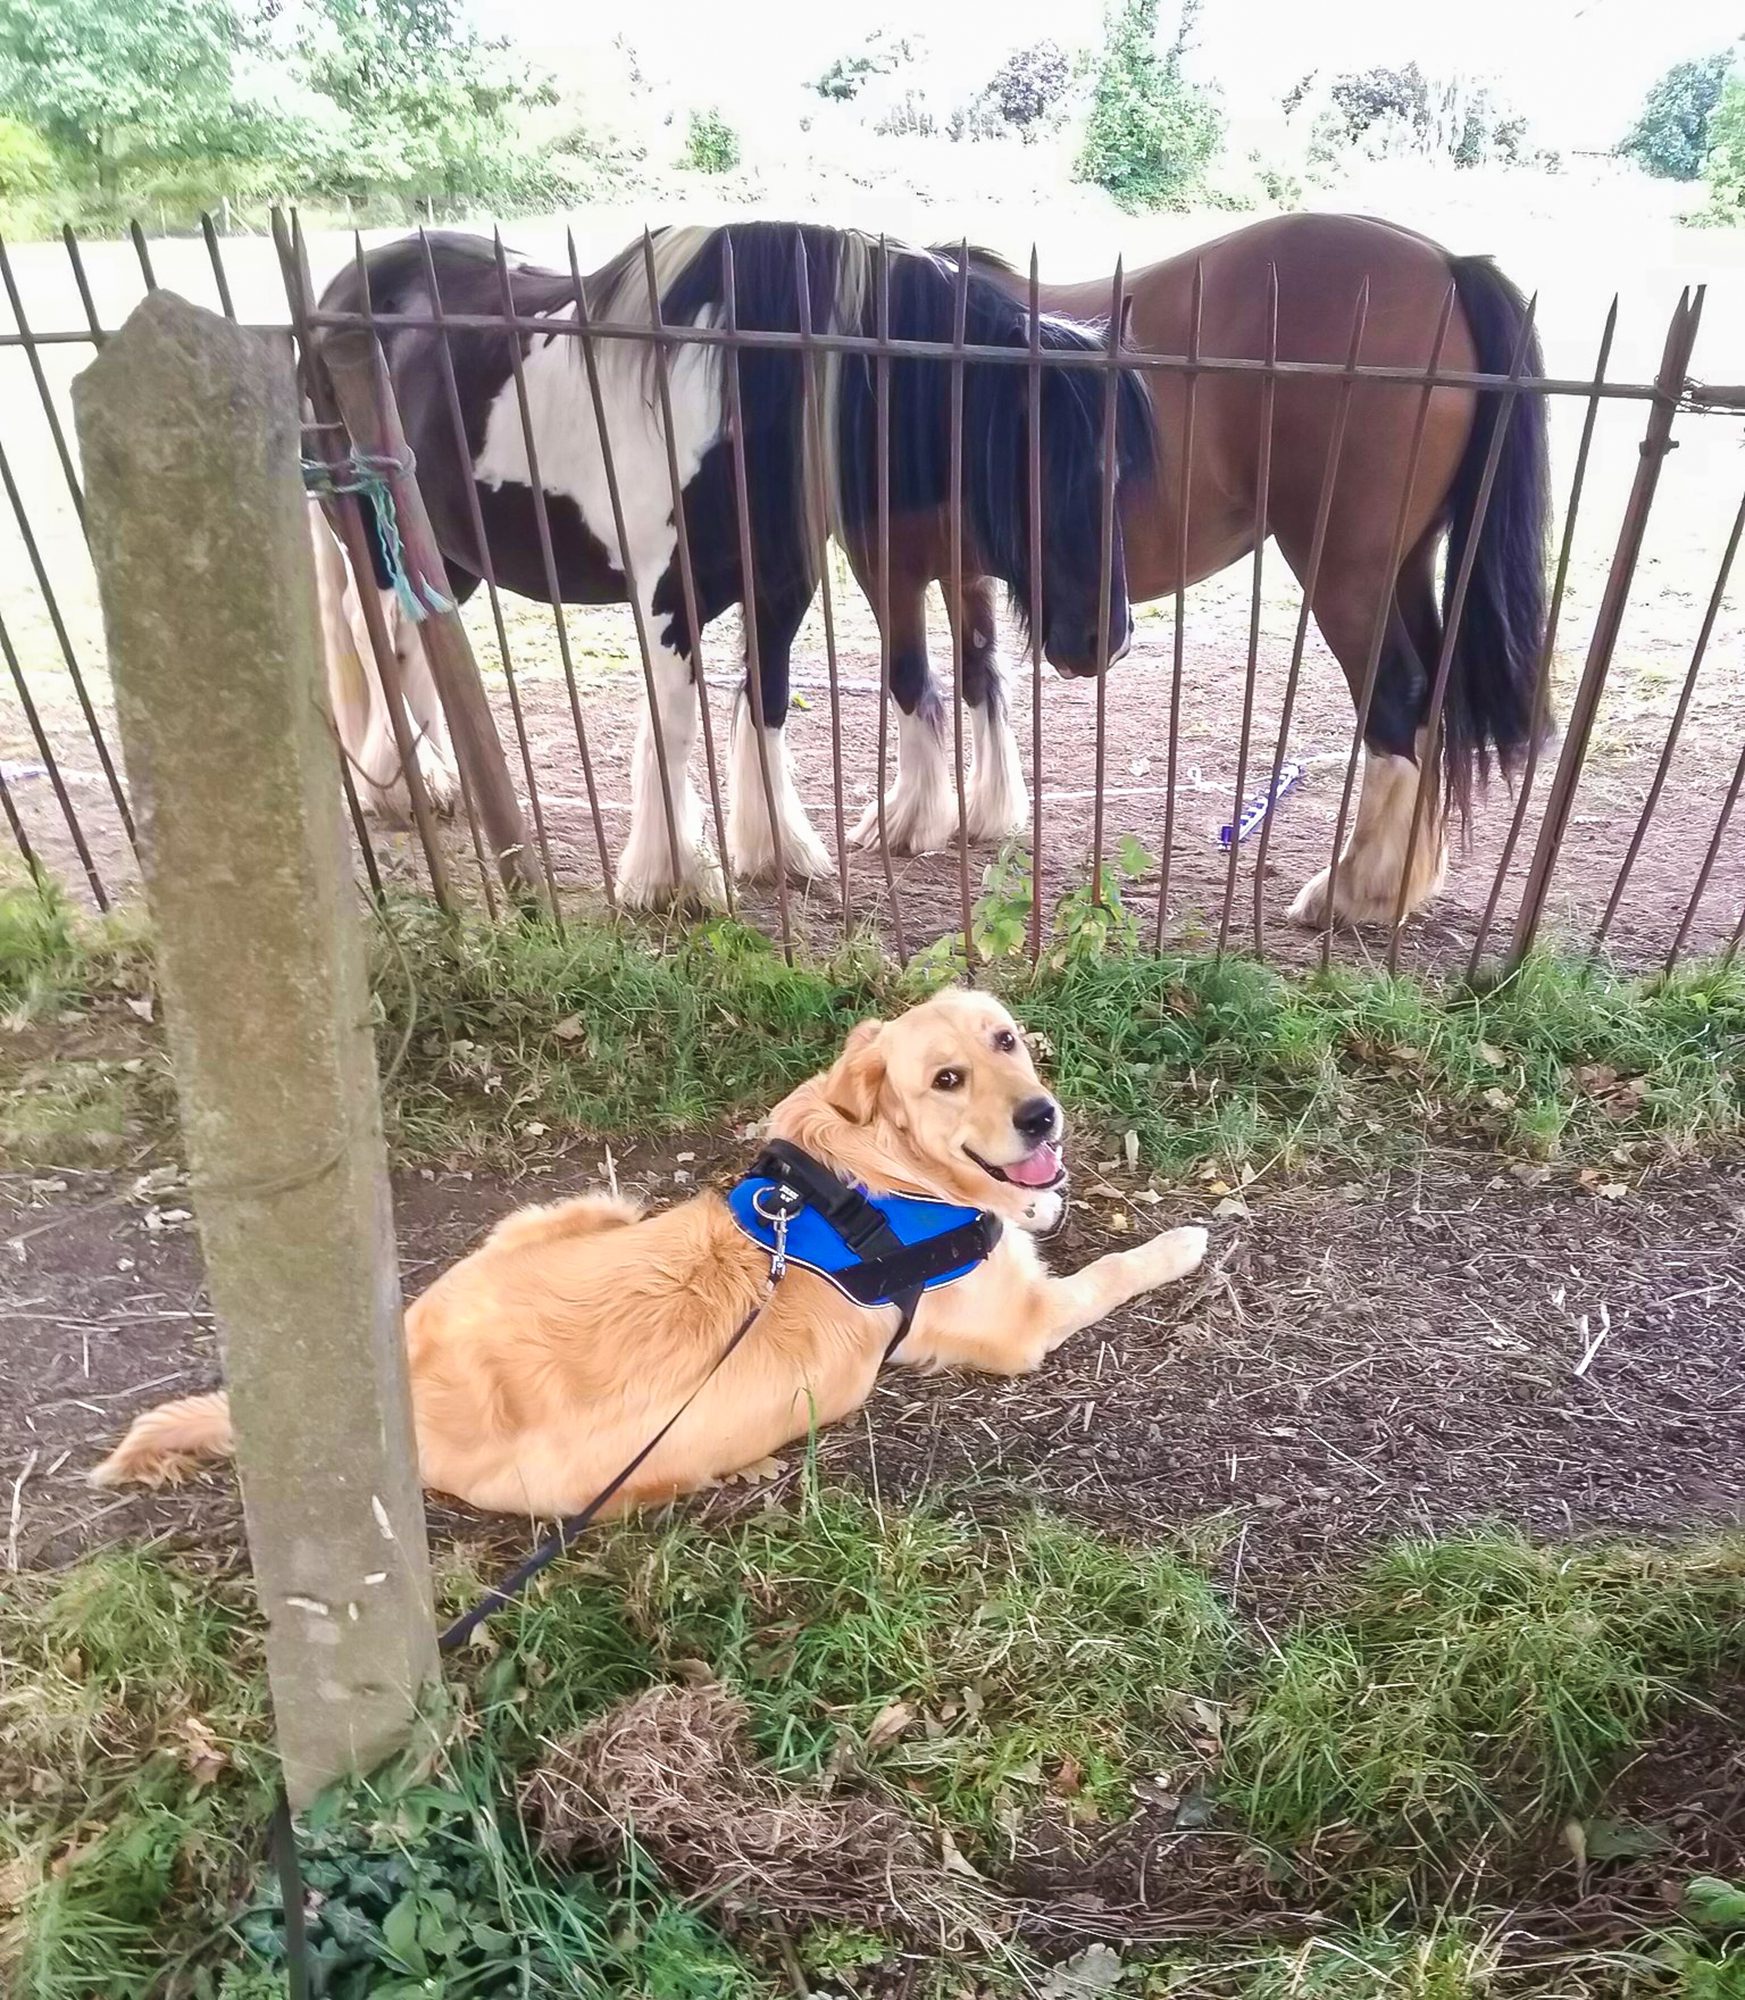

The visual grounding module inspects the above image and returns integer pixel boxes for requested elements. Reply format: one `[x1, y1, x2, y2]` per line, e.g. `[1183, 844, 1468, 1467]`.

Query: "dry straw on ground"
[518, 1679, 1009, 1949]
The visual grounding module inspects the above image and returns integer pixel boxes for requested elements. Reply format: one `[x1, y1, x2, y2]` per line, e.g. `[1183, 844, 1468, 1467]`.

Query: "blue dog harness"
[727, 1140, 1003, 1356]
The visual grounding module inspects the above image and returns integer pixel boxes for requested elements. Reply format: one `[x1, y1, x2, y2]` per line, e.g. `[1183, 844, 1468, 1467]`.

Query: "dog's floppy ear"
[822, 1019, 886, 1124]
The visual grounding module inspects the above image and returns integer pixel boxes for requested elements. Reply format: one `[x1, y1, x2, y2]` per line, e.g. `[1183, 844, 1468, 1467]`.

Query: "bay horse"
[918, 213, 1549, 928]
[317, 225, 1153, 907]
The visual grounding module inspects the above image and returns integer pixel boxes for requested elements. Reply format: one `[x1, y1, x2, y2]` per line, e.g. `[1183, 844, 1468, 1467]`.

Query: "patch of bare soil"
[4, 1140, 1741, 1580]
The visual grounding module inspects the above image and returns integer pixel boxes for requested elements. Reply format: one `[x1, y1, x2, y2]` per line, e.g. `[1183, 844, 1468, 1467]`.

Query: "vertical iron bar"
[0, 232, 87, 526]
[1468, 299, 1617, 976]
[0, 605, 107, 908]
[1089, 259, 1123, 908]
[1302, 282, 1454, 963]
[721, 235, 794, 958]
[1216, 263, 1277, 955]
[872, 238, 910, 964]
[1593, 479, 1745, 954]
[1155, 259, 1202, 944]
[0, 439, 136, 848]
[1381, 296, 1538, 971]
[1667, 721, 1745, 970]
[948, 241, 976, 965]
[128, 220, 157, 291]
[488, 230, 627, 906]
[202, 213, 238, 320]
[62, 225, 104, 342]
[0, 754, 46, 893]
[417, 228, 562, 916]
[1027, 247, 1046, 966]
[636, 231, 734, 914]
[793, 237, 853, 930]
[1507, 287, 1705, 970]
[1251, 281, 1370, 957]
[338, 751, 389, 906]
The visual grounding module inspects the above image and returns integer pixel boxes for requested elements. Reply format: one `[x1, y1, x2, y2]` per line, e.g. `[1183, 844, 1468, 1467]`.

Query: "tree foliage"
[1620, 53, 1733, 181]
[1076, 0, 1222, 211]
[1701, 76, 1745, 216]
[812, 29, 918, 104]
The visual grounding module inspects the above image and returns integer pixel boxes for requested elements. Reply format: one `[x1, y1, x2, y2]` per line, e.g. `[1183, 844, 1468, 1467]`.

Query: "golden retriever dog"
[91, 989, 1207, 1518]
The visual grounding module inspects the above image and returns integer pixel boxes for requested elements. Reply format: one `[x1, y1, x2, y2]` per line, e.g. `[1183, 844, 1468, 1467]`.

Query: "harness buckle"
[752, 1181, 803, 1283]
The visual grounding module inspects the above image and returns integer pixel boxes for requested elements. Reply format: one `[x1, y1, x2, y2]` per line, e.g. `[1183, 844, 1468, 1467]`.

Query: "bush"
[0, 114, 58, 198]
[1076, 0, 1222, 211]
[680, 106, 740, 174]
[1703, 78, 1745, 217]
[1621, 53, 1733, 180]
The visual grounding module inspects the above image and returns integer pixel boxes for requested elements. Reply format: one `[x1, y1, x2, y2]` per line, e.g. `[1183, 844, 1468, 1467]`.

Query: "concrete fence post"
[73, 291, 438, 1806]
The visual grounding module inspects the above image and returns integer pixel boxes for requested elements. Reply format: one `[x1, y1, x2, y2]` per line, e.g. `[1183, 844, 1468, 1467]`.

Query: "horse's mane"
[926, 241, 1023, 282]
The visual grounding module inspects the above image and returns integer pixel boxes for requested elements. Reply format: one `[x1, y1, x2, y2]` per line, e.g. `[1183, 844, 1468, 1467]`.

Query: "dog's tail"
[483, 1192, 644, 1255]
[89, 1391, 234, 1488]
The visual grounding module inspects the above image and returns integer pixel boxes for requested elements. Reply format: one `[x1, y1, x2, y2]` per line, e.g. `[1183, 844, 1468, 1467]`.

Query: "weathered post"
[73, 292, 438, 1806]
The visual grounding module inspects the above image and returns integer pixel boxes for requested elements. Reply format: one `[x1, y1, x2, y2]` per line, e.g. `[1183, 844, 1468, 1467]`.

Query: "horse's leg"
[949, 573, 1030, 845]
[849, 574, 959, 855]
[1284, 529, 1447, 928]
[728, 576, 833, 883]
[308, 507, 398, 818]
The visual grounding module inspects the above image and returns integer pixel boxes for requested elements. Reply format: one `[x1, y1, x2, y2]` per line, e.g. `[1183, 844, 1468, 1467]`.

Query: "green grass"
[6, 1506, 1745, 1996]
[4, 884, 1741, 1178]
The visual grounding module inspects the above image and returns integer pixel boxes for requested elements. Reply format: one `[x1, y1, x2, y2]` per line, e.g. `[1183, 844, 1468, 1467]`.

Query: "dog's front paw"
[1136, 1224, 1209, 1289]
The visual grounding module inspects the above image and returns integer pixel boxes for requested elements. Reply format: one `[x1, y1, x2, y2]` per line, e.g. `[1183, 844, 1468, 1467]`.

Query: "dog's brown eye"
[993, 1029, 1017, 1054]
[933, 1068, 964, 1091]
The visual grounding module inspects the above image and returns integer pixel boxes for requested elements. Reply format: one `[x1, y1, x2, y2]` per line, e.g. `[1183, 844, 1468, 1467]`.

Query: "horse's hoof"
[614, 851, 726, 913]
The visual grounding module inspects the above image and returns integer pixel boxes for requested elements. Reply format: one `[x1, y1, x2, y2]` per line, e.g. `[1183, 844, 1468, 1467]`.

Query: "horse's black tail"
[1441, 255, 1551, 814]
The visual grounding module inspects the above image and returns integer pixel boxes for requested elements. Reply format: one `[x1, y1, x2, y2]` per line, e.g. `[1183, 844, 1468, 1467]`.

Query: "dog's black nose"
[1013, 1095, 1060, 1142]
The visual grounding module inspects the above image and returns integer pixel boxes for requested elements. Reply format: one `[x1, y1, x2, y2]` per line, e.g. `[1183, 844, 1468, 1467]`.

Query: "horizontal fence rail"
[1, 211, 1742, 984]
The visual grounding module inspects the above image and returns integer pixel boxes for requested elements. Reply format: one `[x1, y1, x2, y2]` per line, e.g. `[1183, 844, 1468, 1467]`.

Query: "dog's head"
[778, 989, 1067, 1232]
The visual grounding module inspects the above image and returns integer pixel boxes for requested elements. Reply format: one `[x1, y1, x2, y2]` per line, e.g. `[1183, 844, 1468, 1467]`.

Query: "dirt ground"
[6, 1133, 1740, 1584]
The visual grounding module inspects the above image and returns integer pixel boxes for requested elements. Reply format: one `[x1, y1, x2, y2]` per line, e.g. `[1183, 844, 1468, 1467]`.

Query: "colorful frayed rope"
[301, 450, 452, 625]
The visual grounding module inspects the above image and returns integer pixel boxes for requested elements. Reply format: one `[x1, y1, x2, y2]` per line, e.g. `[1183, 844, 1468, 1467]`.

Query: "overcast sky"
[475, 0, 1741, 152]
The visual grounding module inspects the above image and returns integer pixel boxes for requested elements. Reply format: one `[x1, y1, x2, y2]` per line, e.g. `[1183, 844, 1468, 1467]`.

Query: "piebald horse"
[317, 224, 1154, 906]
[923, 212, 1549, 927]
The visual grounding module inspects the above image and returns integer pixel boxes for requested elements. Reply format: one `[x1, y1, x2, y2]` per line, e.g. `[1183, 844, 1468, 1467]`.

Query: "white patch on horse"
[966, 646, 1030, 844]
[473, 229, 725, 904]
[851, 703, 961, 855]
[727, 694, 832, 883]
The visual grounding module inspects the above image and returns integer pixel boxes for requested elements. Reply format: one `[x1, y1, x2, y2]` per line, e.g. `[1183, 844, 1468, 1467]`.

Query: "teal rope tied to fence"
[301, 450, 454, 625]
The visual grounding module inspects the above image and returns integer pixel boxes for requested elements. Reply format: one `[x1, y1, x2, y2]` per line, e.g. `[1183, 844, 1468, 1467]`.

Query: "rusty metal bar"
[0, 437, 137, 851]
[1155, 258, 1202, 944]
[416, 227, 563, 917]
[1381, 295, 1538, 970]
[128, 221, 157, 292]
[338, 746, 389, 907]
[872, 238, 909, 964]
[947, 240, 976, 964]
[0, 232, 87, 527]
[1027, 246, 1046, 966]
[1667, 715, 1745, 970]
[1507, 287, 1706, 969]
[1726, 896, 1745, 966]
[1088, 259, 1124, 908]
[1593, 479, 1745, 954]
[201, 213, 238, 320]
[302, 306, 1685, 399]
[793, 237, 852, 929]
[0, 753, 46, 893]
[1216, 263, 1278, 956]
[1251, 281, 1370, 956]
[0, 604, 107, 909]
[486, 230, 627, 910]
[632, 231, 734, 917]
[1301, 283, 1454, 964]
[1467, 299, 1618, 977]
[61, 225, 104, 341]
[721, 235, 795, 958]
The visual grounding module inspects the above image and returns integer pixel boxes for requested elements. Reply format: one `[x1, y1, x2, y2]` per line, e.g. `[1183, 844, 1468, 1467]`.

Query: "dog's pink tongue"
[1004, 1141, 1062, 1188]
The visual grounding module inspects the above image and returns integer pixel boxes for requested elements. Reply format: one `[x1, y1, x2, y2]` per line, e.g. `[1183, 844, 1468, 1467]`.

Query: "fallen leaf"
[1105, 1210, 1132, 1232]
[0, 1853, 38, 1913]
[1479, 1086, 1516, 1112]
[866, 1700, 914, 1752]
[1582, 1815, 1668, 1862]
[178, 1715, 227, 1788]
[1476, 1041, 1507, 1067]
[938, 1827, 986, 1880]
[1563, 1818, 1588, 1871]
[1038, 1943, 1125, 1999]
[1213, 1195, 1250, 1220]
[1123, 1130, 1140, 1172]
[124, 996, 155, 1023]
[551, 1015, 586, 1042]
[1053, 1753, 1083, 1796]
